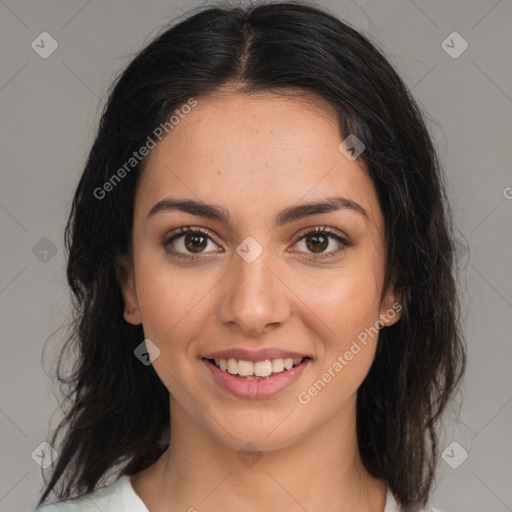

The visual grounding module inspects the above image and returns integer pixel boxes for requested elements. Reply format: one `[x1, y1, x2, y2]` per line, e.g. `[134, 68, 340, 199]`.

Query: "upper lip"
[202, 348, 310, 362]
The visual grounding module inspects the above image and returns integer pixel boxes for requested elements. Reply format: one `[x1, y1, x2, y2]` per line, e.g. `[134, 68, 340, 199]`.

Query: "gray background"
[1, 0, 511, 511]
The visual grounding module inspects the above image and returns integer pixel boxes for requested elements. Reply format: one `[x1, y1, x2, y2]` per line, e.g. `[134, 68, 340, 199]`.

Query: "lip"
[203, 357, 311, 399]
[202, 348, 310, 362]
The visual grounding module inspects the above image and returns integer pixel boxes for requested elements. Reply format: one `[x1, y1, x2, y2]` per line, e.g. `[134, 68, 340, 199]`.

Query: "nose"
[216, 244, 291, 336]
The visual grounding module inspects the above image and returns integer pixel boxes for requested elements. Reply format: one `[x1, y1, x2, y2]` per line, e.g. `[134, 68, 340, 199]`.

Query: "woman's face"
[119, 89, 401, 451]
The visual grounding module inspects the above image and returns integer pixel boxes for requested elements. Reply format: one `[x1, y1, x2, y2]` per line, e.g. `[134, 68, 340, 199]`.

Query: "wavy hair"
[37, 1, 466, 509]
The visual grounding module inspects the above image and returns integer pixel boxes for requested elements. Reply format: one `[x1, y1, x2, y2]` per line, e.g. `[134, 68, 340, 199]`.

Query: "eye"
[162, 226, 220, 259]
[162, 225, 351, 261]
[292, 226, 351, 260]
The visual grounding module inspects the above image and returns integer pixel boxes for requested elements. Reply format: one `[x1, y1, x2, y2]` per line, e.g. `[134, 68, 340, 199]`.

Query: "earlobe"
[379, 285, 403, 328]
[115, 253, 142, 326]
[123, 307, 142, 325]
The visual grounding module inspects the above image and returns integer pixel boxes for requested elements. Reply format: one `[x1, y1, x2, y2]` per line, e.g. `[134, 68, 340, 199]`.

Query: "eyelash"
[162, 225, 351, 261]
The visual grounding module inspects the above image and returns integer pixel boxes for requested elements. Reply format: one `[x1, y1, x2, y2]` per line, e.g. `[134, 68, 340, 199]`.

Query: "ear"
[115, 253, 142, 326]
[378, 279, 403, 328]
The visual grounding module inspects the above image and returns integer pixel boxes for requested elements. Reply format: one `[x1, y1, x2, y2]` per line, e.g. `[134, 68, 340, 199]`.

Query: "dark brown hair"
[37, 2, 466, 510]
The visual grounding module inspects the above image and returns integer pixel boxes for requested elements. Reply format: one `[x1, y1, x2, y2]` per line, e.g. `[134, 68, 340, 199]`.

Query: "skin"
[118, 87, 402, 512]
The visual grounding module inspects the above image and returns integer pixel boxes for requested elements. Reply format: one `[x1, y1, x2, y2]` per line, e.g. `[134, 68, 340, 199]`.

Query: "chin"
[208, 415, 303, 453]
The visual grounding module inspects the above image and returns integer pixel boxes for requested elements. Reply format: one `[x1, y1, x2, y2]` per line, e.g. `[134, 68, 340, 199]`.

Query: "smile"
[203, 357, 311, 399]
[210, 357, 304, 378]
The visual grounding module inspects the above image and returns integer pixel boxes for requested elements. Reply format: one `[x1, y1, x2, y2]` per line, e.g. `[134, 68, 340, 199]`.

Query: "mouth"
[202, 356, 311, 399]
[203, 356, 311, 379]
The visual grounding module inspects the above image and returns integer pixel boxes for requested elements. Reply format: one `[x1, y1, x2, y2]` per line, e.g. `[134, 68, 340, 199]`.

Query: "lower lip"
[203, 358, 311, 399]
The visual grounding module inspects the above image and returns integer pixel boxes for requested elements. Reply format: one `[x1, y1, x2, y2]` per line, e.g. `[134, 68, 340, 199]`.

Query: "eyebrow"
[147, 196, 369, 226]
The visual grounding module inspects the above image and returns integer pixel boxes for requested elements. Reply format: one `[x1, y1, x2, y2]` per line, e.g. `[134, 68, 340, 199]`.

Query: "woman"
[34, 2, 466, 511]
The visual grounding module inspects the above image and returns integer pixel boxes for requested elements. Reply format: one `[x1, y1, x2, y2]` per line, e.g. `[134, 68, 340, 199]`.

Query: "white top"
[34, 475, 438, 511]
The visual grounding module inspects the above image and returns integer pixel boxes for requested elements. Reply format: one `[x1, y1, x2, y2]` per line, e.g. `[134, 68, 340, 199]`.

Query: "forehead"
[135, 90, 383, 232]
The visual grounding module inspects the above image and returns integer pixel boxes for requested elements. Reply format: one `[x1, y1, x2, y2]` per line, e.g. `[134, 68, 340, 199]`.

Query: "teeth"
[272, 358, 284, 372]
[238, 359, 254, 376]
[212, 357, 305, 377]
[254, 360, 272, 377]
[227, 358, 238, 375]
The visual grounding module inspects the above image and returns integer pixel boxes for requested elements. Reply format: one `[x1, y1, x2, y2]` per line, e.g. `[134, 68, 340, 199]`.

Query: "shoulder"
[32, 475, 131, 512]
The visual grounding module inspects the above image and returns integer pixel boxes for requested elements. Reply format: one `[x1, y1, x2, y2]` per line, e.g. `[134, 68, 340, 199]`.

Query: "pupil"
[307, 234, 327, 252]
[185, 234, 206, 252]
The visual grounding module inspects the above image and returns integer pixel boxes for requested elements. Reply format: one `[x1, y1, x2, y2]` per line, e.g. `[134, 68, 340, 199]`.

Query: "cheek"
[134, 252, 214, 349]
[296, 274, 382, 407]
[146, 295, 207, 348]
[292, 263, 382, 342]
[134, 263, 211, 396]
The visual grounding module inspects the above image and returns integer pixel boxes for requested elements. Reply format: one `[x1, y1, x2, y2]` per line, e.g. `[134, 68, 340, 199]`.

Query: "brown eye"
[184, 233, 208, 253]
[305, 233, 329, 253]
[163, 226, 220, 258]
[293, 227, 351, 260]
